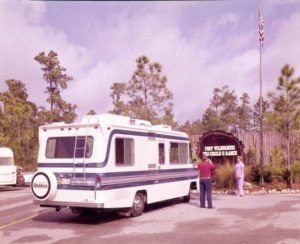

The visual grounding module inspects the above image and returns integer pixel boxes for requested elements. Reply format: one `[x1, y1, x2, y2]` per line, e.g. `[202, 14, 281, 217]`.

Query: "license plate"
[61, 178, 71, 185]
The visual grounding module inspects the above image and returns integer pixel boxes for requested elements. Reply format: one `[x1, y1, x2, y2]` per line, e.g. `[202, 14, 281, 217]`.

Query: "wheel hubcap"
[134, 196, 142, 209]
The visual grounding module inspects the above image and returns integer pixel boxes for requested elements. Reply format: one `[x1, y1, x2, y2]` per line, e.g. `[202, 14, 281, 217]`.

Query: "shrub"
[266, 145, 285, 183]
[213, 161, 235, 190]
[282, 167, 291, 184]
[213, 161, 251, 190]
[291, 162, 300, 183]
[245, 146, 257, 165]
[250, 164, 263, 183]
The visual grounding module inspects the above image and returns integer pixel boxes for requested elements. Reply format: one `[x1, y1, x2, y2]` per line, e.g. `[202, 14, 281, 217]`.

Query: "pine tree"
[110, 55, 175, 125]
[236, 93, 253, 132]
[202, 108, 227, 131]
[34, 50, 77, 123]
[268, 64, 300, 183]
[0, 80, 38, 170]
[207, 85, 238, 132]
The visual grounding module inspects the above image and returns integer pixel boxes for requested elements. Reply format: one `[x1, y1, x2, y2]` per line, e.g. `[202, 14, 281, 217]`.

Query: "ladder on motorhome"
[72, 120, 90, 180]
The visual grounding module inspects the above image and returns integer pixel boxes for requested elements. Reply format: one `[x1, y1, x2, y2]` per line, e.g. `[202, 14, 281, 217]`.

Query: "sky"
[1, 0, 300, 124]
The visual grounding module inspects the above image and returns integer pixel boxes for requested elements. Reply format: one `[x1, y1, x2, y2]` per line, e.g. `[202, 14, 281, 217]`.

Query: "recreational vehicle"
[0, 147, 24, 186]
[31, 114, 198, 217]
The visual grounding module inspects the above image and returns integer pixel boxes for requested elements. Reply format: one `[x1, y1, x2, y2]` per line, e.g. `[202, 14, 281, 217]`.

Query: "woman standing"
[235, 156, 245, 197]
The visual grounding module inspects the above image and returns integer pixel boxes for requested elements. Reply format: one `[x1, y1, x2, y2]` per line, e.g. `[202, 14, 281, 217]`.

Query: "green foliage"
[203, 85, 253, 133]
[0, 80, 39, 170]
[110, 55, 175, 125]
[213, 162, 235, 189]
[282, 167, 291, 184]
[291, 162, 300, 183]
[250, 146, 286, 184]
[245, 146, 256, 165]
[265, 145, 284, 183]
[178, 120, 203, 137]
[213, 162, 251, 189]
[253, 97, 270, 131]
[110, 82, 127, 115]
[211, 85, 239, 132]
[0, 50, 77, 171]
[34, 50, 77, 123]
[269, 145, 284, 167]
[250, 164, 262, 183]
[291, 136, 300, 163]
[267, 64, 300, 172]
[236, 93, 253, 132]
[202, 108, 228, 131]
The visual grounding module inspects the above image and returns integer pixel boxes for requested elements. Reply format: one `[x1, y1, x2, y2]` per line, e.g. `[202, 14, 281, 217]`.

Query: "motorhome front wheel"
[31, 171, 57, 200]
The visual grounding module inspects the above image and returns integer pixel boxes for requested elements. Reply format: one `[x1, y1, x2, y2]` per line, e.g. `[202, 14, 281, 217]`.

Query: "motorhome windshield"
[46, 136, 94, 158]
[0, 157, 13, 166]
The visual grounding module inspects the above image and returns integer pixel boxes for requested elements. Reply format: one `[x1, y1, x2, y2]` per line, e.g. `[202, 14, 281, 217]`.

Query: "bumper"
[33, 199, 104, 208]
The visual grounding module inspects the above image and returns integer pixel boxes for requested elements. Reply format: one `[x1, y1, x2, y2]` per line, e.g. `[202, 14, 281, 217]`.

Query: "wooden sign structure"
[196, 130, 245, 164]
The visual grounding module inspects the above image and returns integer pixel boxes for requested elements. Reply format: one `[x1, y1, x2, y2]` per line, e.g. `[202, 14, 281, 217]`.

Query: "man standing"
[235, 156, 245, 197]
[198, 156, 216, 208]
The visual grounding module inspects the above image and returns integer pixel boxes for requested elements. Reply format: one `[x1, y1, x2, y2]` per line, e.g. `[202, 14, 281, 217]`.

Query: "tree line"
[0, 51, 76, 170]
[0, 51, 300, 171]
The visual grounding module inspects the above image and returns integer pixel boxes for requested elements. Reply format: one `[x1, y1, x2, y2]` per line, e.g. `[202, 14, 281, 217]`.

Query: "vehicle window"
[0, 157, 13, 166]
[158, 143, 165, 164]
[170, 142, 188, 164]
[115, 138, 134, 166]
[46, 136, 93, 158]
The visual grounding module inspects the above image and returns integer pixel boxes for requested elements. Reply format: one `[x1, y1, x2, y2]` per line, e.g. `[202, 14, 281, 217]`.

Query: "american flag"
[259, 11, 264, 47]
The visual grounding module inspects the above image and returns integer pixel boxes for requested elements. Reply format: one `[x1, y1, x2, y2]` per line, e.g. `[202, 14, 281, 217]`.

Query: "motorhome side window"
[115, 138, 134, 166]
[158, 143, 165, 164]
[170, 142, 188, 164]
[46, 136, 93, 158]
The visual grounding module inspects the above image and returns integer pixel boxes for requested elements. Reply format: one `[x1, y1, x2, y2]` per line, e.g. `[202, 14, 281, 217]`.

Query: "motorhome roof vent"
[130, 119, 136, 125]
[153, 124, 172, 131]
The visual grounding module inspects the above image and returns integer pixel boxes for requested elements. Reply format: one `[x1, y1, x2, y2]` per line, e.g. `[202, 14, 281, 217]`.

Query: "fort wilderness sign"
[203, 145, 238, 157]
[196, 130, 244, 164]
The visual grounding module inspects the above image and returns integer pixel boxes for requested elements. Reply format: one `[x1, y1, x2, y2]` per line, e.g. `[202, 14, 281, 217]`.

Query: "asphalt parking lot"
[1, 188, 300, 244]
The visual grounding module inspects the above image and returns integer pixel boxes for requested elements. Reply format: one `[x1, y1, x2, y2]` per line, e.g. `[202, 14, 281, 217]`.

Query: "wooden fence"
[191, 131, 300, 165]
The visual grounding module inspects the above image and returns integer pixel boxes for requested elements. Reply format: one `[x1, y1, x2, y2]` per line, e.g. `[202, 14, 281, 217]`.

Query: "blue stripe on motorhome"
[54, 168, 197, 191]
[38, 128, 188, 168]
[57, 175, 196, 191]
[54, 167, 196, 177]
[57, 185, 95, 191]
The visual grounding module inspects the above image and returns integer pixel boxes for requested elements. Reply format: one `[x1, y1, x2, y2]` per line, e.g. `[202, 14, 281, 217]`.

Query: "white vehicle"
[31, 114, 198, 217]
[0, 147, 24, 186]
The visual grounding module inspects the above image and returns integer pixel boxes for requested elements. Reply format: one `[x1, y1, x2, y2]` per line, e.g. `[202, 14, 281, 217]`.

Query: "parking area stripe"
[0, 209, 52, 230]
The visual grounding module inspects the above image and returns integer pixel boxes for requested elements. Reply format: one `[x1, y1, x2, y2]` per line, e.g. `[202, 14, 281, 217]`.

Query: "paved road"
[0, 187, 300, 244]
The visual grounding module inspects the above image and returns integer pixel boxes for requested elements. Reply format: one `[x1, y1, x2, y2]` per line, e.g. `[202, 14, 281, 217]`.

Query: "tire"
[31, 171, 57, 200]
[130, 193, 145, 217]
[183, 189, 191, 202]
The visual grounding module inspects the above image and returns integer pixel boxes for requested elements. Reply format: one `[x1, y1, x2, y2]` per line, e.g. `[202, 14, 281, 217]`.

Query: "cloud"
[1, 0, 300, 125]
[264, 11, 300, 93]
[0, 0, 90, 109]
[0, 1, 263, 123]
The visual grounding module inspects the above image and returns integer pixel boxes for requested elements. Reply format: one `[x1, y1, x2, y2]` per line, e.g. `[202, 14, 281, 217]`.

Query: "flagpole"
[259, 8, 264, 187]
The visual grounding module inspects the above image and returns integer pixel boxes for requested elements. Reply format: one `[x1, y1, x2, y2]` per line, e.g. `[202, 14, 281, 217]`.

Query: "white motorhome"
[31, 114, 198, 217]
[0, 147, 24, 186]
